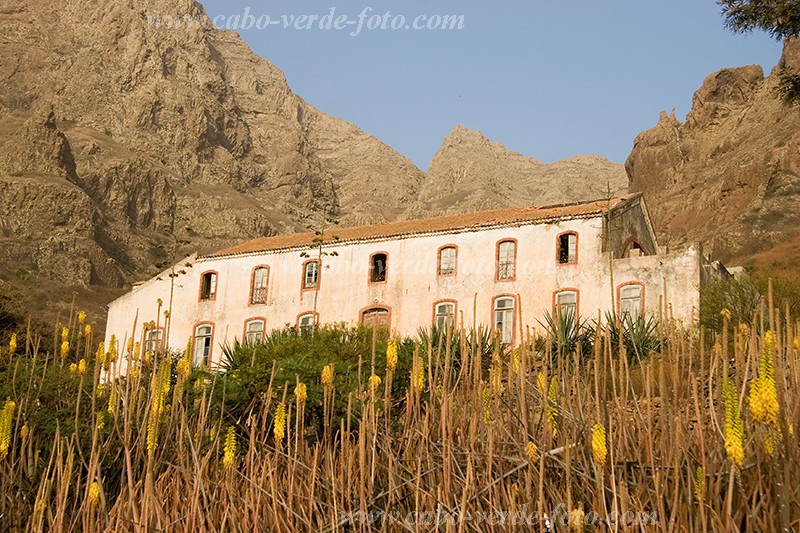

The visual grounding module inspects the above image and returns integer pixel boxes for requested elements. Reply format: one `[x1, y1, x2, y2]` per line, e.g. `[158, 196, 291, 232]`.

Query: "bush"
[214, 324, 414, 439]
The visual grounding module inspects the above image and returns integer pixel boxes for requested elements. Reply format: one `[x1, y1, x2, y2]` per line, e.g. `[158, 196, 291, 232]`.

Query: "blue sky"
[199, 0, 782, 169]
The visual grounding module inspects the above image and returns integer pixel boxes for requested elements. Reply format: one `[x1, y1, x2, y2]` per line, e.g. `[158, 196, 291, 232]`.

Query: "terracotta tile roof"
[201, 195, 634, 259]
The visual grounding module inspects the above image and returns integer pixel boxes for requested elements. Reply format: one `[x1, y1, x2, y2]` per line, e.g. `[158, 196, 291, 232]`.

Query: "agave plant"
[536, 310, 593, 365]
[603, 311, 662, 364]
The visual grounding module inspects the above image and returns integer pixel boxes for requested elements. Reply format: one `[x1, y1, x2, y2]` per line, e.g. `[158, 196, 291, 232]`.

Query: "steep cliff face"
[0, 0, 425, 294]
[627, 39, 800, 265]
[420, 125, 628, 214]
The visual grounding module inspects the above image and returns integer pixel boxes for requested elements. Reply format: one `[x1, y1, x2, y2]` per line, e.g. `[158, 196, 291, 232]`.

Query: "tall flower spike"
[321, 365, 334, 388]
[591, 423, 607, 467]
[0, 400, 16, 458]
[273, 403, 286, 443]
[386, 339, 398, 372]
[88, 481, 100, 507]
[60, 340, 69, 360]
[524, 441, 538, 462]
[294, 382, 307, 404]
[8, 333, 17, 357]
[77, 311, 86, 326]
[723, 380, 745, 467]
[223, 426, 237, 469]
[750, 331, 779, 426]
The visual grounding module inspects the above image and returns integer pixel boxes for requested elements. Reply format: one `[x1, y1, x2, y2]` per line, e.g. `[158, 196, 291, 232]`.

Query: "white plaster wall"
[104, 217, 701, 371]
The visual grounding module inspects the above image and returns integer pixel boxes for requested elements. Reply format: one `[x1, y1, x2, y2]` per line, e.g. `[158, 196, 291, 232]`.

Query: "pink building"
[104, 194, 707, 368]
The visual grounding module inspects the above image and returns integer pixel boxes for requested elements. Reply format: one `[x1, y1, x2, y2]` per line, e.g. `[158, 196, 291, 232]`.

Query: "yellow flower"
[126, 337, 134, 355]
[524, 441, 538, 462]
[490, 354, 503, 395]
[60, 340, 69, 360]
[95, 342, 104, 361]
[107, 384, 118, 417]
[20, 423, 29, 440]
[133, 342, 140, 361]
[295, 382, 307, 404]
[223, 426, 237, 469]
[88, 481, 100, 506]
[738, 323, 749, 338]
[78, 359, 87, 375]
[77, 311, 86, 326]
[723, 380, 745, 467]
[0, 400, 16, 458]
[591, 423, 608, 467]
[411, 355, 425, 392]
[749, 331, 779, 426]
[84, 324, 92, 338]
[694, 466, 704, 504]
[69, 363, 78, 375]
[512, 348, 520, 373]
[793, 337, 800, 351]
[61, 327, 69, 342]
[8, 334, 17, 356]
[176, 357, 190, 379]
[273, 403, 286, 443]
[536, 371, 546, 393]
[386, 339, 398, 372]
[569, 506, 585, 532]
[369, 374, 382, 392]
[321, 365, 334, 387]
[720, 308, 732, 321]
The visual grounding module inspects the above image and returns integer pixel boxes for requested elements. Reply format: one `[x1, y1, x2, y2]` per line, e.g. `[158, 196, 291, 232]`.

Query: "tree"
[719, 0, 800, 38]
[718, 0, 800, 104]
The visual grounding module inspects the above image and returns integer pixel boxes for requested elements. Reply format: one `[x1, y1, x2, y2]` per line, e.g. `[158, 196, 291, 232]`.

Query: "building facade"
[104, 194, 706, 369]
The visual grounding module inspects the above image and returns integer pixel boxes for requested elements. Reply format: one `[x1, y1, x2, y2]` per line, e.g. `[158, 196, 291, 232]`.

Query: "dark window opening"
[370, 253, 387, 283]
[558, 233, 577, 264]
[200, 272, 217, 300]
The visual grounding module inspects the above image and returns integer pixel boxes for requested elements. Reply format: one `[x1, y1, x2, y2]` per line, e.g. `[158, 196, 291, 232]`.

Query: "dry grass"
[1, 292, 799, 532]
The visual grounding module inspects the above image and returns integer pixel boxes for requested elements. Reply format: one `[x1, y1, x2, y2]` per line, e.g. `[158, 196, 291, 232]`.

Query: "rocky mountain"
[0, 0, 429, 319]
[627, 38, 800, 268]
[419, 125, 627, 214]
[0, 0, 629, 323]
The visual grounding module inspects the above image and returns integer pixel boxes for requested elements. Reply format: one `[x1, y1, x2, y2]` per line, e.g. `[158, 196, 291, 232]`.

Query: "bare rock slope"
[0, 0, 424, 295]
[420, 125, 627, 214]
[626, 39, 800, 266]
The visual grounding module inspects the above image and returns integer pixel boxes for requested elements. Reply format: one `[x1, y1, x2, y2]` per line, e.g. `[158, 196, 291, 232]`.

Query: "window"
[558, 232, 578, 264]
[619, 284, 643, 319]
[199, 271, 217, 300]
[493, 297, 515, 344]
[244, 319, 265, 344]
[303, 260, 319, 290]
[555, 290, 578, 318]
[361, 307, 390, 329]
[438, 246, 457, 276]
[143, 328, 163, 354]
[369, 253, 387, 283]
[434, 302, 456, 329]
[496, 240, 516, 280]
[250, 266, 269, 304]
[297, 313, 316, 335]
[193, 324, 213, 366]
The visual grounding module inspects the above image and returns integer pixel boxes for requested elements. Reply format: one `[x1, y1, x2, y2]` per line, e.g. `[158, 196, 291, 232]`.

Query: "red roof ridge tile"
[200, 194, 635, 259]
